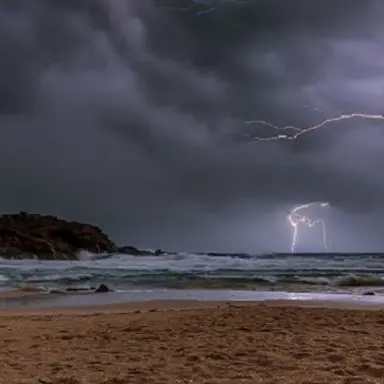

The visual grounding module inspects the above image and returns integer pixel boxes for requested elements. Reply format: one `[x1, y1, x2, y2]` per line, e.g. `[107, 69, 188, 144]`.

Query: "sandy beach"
[0, 300, 382, 383]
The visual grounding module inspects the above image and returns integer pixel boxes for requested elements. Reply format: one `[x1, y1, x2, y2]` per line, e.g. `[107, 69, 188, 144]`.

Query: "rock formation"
[116, 245, 166, 256]
[0, 212, 117, 260]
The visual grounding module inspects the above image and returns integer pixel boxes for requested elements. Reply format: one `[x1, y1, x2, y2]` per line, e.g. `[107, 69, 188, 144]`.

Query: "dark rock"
[117, 245, 170, 256]
[362, 291, 376, 296]
[0, 212, 117, 260]
[94, 284, 112, 293]
[117, 245, 146, 255]
[117, 245, 152, 256]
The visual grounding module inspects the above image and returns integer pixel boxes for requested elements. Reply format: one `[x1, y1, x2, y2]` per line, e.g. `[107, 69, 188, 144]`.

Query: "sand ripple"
[0, 302, 383, 383]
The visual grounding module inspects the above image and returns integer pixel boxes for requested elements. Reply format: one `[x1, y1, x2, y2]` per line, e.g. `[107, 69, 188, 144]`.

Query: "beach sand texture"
[0, 301, 384, 383]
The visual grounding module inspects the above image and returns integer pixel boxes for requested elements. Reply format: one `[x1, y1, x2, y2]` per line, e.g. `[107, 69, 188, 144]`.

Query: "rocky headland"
[0, 212, 118, 259]
[0, 212, 168, 260]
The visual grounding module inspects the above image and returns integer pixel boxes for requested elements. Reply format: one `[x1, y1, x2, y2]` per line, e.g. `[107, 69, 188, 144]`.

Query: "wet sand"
[1, 288, 384, 311]
[1, 300, 384, 383]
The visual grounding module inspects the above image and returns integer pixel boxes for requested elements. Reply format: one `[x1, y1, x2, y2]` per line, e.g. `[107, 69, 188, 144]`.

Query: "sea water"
[0, 252, 383, 295]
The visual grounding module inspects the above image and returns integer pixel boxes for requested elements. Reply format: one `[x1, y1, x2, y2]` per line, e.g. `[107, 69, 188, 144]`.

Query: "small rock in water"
[94, 284, 113, 293]
[362, 291, 375, 296]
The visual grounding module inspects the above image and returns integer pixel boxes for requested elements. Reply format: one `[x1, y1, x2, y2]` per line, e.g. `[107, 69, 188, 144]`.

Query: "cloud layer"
[1, 0, 384, 252]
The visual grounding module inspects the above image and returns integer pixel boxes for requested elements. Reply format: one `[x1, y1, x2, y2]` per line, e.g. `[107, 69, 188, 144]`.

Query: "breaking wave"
[0, 251, 384, 293]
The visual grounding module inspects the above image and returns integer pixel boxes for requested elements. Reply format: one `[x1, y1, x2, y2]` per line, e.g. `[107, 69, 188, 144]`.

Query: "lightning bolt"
[156, 0, 216, 15]
[158, 0, 249, 15]
[243, 113, 384, 142]
[288, 202, 330, 253]
[243, 113, 383, 252]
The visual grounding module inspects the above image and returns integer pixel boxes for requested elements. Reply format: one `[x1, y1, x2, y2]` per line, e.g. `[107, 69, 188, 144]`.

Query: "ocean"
[0, 251, 383, 295]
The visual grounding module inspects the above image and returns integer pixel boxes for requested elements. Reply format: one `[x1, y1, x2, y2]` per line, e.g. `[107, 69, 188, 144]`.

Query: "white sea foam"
[0, 253, 383, 294]
[0, 274, 9, 282]
[76, 250, 94, 261]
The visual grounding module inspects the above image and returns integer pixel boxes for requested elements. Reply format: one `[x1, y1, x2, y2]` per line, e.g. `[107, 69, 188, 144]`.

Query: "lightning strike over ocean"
[241, 112, 384, 251]
[288, 202, 330, 253]
[244, 113, 384, 142]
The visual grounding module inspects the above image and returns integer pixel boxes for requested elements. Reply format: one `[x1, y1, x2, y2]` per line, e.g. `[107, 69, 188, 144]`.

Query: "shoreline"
[1, 299, 384, 318]
[0, 288, 383, 313]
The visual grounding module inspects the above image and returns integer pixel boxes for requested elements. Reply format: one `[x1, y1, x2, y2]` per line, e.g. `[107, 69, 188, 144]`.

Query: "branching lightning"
[158, 1, 384, 253]
[161, 0, 215, 15]
[158, 0, 249, 15]
[243, 113, 384, 142]
[288, 202, 330, 253]
[243, 112, 384, 251]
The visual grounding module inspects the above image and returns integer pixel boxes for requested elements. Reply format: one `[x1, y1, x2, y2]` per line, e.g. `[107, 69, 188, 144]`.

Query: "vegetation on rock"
[0, 212, 117, 260]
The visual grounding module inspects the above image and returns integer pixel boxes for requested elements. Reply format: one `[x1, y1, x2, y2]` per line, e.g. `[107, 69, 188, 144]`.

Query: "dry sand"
[0, 300, 384, 384]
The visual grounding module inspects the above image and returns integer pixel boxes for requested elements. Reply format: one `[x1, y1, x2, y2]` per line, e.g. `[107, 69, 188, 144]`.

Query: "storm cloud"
[0, 0, 384, 252]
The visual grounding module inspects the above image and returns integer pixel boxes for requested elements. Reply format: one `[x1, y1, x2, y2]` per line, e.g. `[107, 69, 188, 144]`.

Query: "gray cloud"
[0, 0, 384, 252]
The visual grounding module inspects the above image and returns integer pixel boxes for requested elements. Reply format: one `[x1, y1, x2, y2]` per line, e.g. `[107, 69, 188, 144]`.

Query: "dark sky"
[1, 0, 384, 252]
